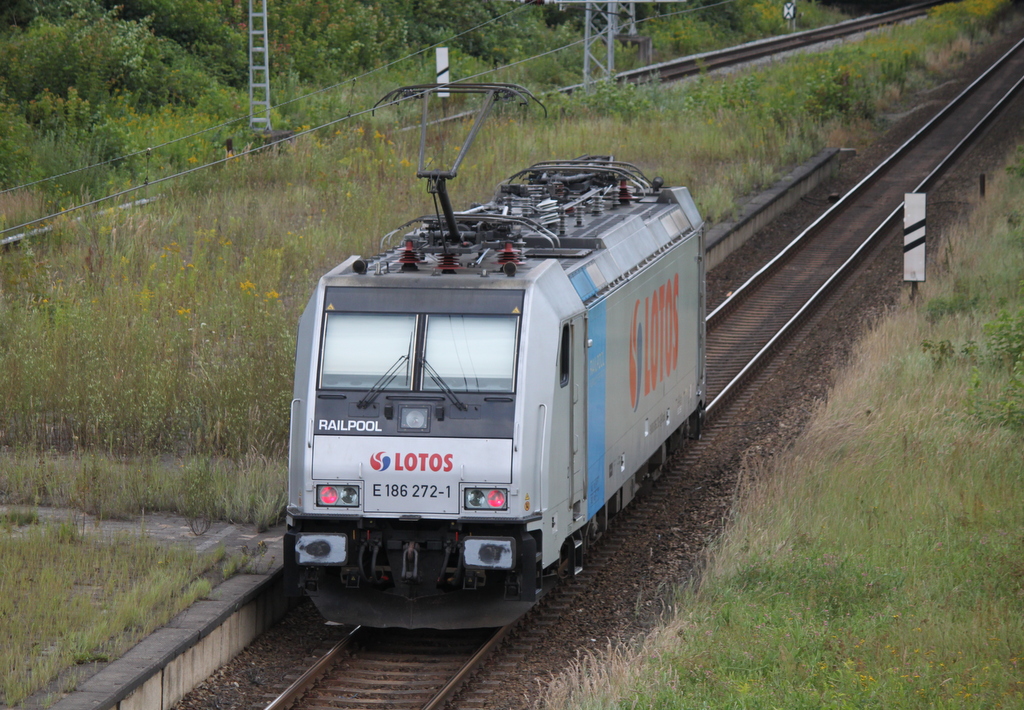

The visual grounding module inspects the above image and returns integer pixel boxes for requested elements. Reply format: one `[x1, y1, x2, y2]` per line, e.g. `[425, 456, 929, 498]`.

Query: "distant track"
[618, 0, 942, 85]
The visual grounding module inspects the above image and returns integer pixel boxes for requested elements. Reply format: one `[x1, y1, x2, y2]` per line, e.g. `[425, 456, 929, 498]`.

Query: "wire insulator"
[496, 241, 523, 264]
[618, 179, 632, 204]
[436, 252, 463, 272]
[398, 239, 423, 271]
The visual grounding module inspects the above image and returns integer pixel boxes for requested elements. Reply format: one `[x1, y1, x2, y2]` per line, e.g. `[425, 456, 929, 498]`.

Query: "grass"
[0, 451, 287, 530]
[538, 108, 1024, 710]
[0, 518, 218, 706]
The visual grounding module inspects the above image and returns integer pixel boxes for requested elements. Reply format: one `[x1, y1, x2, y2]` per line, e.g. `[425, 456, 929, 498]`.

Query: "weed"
[925, 291, 980, 322]
[181, 459, 215, 536]
[921, 338, 977, 367]
[0, 507, 39, 528]
[982, 306, 1024, 369]
[0, 524, 214, 705]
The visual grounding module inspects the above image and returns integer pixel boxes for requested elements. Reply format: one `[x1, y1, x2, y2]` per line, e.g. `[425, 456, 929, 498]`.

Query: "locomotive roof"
[324, 157, 703, 304]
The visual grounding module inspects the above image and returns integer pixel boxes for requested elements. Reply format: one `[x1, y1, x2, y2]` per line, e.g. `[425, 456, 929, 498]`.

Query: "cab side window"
[559, 323, 570, 387]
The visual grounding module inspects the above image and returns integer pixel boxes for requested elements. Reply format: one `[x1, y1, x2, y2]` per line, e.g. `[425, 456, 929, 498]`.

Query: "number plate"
[364, 475, 456, 513]
[370, 482, 453, 500]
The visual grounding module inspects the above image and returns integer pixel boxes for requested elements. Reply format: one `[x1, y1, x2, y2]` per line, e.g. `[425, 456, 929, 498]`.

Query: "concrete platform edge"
[705, 147, 846, 270]
[49, 567, 295, 710]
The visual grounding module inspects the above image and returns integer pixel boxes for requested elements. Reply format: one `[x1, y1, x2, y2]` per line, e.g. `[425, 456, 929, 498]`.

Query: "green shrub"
[575, 79, 655, 119]
[0, 97, 36, 188]
[0, 9, 220, 111]
[983, 307, 1024, 370]
[924, 290, 980, 322]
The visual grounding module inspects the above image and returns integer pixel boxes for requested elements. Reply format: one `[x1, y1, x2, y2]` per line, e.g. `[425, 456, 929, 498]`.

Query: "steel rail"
[704, 35, 1024, 418]
[707, 33, 1024, 328]
[421, 624, 514, 710]
[262, 626, 363, 710]
[261, 624, 510, 710]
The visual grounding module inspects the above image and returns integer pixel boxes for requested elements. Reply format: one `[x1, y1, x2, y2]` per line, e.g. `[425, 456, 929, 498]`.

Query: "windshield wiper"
[422, 359, 468, 411]
[357, 355, 409, 409]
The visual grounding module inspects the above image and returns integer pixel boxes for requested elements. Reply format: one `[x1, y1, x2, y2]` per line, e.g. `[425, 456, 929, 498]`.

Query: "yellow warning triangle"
[512, 307, 520, 314]
[326, 304, 335, 310]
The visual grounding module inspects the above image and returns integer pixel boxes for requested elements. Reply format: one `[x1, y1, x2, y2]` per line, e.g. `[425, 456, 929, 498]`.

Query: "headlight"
[295, 533, 348, 565]
[317, 484, 359, 507]
[463, 537, 517, 570]
[399, 405, 431, 432]
[464, 487, 507, 510]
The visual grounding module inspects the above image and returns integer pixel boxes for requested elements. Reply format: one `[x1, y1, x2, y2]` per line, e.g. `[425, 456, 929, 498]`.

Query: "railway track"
[703, 32, 1024, 418]
[263, 625, 511, 710]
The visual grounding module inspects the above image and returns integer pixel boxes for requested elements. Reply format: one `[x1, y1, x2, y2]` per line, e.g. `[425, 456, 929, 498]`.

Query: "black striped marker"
[904, 193, 926, 282]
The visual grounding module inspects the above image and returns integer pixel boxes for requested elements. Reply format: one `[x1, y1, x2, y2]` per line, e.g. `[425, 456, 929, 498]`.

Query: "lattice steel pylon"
[583, 2, 617, 94]
[510, 0, 650, 93]
[583, 2, 645, 92]
[249, 0, 272, 132]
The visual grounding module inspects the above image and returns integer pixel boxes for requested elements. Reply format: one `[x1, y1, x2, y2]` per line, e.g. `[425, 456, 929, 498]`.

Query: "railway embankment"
[537, 81, 1024, 710]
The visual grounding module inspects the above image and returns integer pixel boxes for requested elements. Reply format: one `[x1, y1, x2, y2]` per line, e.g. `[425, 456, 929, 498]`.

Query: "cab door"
[569, 315, 587, 520]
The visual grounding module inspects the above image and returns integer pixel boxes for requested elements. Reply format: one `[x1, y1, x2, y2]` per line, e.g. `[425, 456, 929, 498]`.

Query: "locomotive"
[284, 85, 706, 628]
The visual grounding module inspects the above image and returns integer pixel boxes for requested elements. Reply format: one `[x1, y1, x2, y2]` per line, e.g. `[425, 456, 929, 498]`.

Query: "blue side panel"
[570, 269, 598, 302]
[586, 301, 607, 520]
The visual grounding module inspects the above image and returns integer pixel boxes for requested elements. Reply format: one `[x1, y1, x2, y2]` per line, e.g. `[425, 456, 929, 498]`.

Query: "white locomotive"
[284, 85, 705, 628]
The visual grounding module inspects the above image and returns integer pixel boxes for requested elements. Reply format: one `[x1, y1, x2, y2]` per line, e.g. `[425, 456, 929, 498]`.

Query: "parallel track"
[704, 33, 1024, 417]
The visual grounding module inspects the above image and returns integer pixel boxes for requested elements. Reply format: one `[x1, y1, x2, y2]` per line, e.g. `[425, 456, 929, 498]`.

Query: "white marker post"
[436, 47, 450, 97]
[904, 192, 926, 300]
[783, 1, 796, 30]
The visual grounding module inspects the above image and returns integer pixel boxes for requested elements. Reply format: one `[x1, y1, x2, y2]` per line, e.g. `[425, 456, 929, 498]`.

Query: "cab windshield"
[320, 313, 416, 389]
[423, 315, 518, 392]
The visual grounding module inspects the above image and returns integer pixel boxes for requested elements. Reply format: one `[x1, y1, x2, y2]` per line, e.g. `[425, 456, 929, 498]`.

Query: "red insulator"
[618, 179, 632, 204]
[436, 252, 462, 272]
[398, 240, 422, 271]
[496, 241, 522, 264]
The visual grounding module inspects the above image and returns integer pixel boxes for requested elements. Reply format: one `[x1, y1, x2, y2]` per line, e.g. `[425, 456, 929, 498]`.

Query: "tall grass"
[0, 452, 287, 530]
[539, 101, 1024, 710]
[0, 521, 217, 706]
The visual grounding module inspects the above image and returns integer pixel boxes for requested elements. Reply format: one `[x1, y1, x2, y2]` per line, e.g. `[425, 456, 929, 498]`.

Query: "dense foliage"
[0, 0, 857, 195]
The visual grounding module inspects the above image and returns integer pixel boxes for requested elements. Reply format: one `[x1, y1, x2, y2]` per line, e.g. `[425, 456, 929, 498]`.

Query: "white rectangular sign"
[436, 47, 449, 97]
[904, 192, 926, 282]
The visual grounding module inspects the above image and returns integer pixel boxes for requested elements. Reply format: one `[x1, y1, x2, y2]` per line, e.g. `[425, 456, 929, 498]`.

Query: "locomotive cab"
[285, 260, 589, 627]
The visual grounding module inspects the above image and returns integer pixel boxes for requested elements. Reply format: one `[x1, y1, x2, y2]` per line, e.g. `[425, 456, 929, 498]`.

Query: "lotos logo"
[628, 273, 680, 410]
[370, 452, 455, 472]
[370, 452, 391, 471]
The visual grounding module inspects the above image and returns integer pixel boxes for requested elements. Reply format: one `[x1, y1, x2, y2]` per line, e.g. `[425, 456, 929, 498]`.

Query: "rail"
[261, 624, 512, 710]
